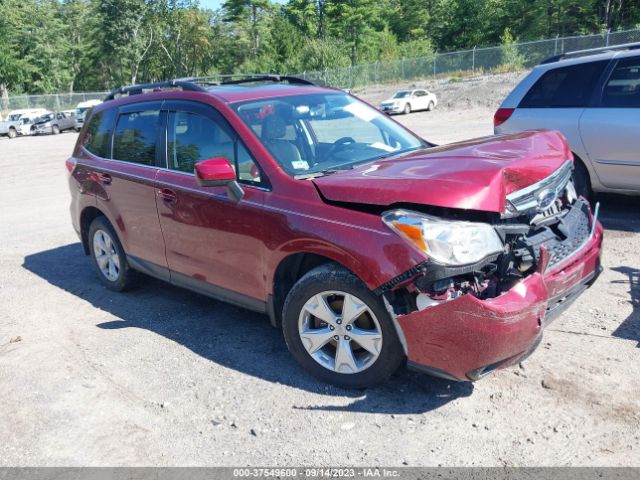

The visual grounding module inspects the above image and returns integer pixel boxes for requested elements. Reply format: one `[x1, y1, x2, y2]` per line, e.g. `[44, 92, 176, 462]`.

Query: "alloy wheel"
[92, 229, 121, 282]
[298, 291, 383, 374]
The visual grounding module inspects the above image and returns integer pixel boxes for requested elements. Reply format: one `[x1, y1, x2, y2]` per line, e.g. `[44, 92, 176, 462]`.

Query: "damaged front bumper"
[397, 215, 604, 382]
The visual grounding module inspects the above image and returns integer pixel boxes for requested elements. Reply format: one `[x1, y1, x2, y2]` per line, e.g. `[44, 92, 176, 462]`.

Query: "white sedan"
[379, 89, 437, 115]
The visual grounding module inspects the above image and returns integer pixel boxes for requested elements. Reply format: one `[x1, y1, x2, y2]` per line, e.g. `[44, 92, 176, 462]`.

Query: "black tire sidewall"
[88, 217, 133, 291]
[282, 264, 404, 388]
[573, 160, 591, 201]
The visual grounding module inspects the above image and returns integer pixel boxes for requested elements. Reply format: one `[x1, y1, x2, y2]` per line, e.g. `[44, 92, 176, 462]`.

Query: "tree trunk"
[604, 0, 612, 29]
[252, 4, 259, 55]
[317, 0, 325, 39]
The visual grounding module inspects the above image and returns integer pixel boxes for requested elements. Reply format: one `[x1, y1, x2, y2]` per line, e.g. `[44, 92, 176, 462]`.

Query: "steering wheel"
[325, 136, 357, 159]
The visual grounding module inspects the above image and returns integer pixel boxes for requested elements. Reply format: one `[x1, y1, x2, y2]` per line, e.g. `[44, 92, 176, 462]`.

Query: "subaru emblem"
[537, 189, 557, 211]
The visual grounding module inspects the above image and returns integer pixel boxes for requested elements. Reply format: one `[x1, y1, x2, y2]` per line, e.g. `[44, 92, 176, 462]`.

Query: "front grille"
[523, 199, 592, 270]
[505, 160, 574, 215]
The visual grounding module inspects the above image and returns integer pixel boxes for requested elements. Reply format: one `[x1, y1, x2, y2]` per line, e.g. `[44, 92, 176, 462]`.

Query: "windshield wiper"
[294, 167, 351, 180]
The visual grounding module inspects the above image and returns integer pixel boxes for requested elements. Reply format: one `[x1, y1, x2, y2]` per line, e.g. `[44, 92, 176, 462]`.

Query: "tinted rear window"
[602, 57, 640, 107]
[519, 61, 608, 108]
[112, 110, 161, 165]
[83, 109, 116, 158]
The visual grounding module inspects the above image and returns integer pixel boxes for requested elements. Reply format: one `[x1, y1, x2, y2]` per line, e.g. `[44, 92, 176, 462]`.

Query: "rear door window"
[83, 109, 116, 158]
[602, 57, 640, 108]
[519, 61, 608, 108]
[112, 110, 161, 165]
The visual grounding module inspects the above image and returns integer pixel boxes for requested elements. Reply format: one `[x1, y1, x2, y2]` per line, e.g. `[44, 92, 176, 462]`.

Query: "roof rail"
[175, 74, 318, 86]
[103, 74, 319, 102]
[541, 41, 640, 64]
[104, 80, 207, 101]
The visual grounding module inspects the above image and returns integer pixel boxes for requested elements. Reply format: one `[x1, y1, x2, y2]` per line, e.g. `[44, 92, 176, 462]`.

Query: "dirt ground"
[0, 92, 639, 466]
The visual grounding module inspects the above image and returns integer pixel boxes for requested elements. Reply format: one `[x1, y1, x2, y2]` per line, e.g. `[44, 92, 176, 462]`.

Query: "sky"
[199, 0, 287, 11]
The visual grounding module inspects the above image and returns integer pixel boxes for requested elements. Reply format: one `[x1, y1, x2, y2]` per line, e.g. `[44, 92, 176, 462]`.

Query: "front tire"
[403, 103, 411, 115]
[282, 264, 404, 388]
[52, 125, 60, 135]
[8, 128, 16, 139]
[88, 216, 136, 291]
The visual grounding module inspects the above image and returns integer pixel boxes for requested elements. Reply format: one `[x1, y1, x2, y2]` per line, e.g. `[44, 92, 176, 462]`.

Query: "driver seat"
[261, 115, 302, 164]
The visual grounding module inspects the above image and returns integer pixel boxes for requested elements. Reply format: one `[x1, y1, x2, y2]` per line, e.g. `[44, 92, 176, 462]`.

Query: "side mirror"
[195, 157, 236, 187]
[194, 157, 244, 202]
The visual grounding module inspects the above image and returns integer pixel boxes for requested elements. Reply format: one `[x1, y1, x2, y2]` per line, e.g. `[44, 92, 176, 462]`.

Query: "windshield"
[233, 93, 424, 176]
[37, 114, 54, 122]
[393, 91, 411, 99]
[8, 114, 23, 121]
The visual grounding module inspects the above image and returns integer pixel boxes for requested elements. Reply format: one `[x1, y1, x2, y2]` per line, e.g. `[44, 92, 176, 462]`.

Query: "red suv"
[67, 75, 603, 388]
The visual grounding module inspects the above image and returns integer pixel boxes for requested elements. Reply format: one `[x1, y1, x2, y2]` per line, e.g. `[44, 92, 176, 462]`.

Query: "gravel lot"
[0, 104, 639, 466]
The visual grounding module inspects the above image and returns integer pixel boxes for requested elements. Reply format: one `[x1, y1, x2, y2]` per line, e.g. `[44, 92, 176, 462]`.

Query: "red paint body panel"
[76, 150, 168, 269]
[313, 130, 572, 213]
[154, 170, 268, 300]
[398, 222, 603, 380]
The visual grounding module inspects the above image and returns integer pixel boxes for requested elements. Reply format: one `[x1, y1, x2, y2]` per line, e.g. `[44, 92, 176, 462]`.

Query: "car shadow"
[611, 266, 640, 348]
[22, 243, 473, 414]
[596, 193, 640, 233]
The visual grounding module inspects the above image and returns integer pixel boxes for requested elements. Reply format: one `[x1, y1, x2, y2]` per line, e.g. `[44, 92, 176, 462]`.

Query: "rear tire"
[282, 263, 404, 389]
[88, 216, 136, 291]
[573, 159, 591, 201]
[427, 101, 435, 111]
[403, 103, 411, 115]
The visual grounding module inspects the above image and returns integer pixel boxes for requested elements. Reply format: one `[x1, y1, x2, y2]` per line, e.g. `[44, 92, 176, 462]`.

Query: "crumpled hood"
[312, 130, 572, 214]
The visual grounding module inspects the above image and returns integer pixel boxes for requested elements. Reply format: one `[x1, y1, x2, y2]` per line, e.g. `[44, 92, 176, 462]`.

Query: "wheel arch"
[270, 251, 357, 327]
[571, 151, 594, 193]
[79, 206, 108, 255]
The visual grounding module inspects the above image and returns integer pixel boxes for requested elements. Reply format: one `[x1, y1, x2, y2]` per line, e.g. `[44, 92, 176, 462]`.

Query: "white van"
[75, 100, 102, 131]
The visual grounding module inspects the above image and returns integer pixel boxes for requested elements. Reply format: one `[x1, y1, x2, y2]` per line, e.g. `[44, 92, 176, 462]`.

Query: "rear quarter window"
[83, 109, 116, 158]
[519, 61, 608, 108]
[602, 57, 640, 108]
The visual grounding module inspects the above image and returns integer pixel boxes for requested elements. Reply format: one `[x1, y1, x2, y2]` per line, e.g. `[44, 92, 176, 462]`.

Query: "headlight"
[382, 210, 504, 266]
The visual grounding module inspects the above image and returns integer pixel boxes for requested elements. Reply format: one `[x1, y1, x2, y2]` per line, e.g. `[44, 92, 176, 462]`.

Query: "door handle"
[157, 188, 178, 205]
[91, 172, 112, 185]
[97, 173, 112, 184]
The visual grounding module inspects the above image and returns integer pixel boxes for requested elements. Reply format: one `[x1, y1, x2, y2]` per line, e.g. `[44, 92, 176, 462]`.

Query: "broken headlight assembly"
[382, 209, 504, 266]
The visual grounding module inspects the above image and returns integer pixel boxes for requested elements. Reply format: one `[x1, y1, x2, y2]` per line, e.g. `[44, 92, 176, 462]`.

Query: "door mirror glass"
[195, 157, 236, 187]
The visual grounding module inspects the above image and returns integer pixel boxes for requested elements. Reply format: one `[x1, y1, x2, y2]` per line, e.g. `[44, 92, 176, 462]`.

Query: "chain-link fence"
[0, 91, 108, 117]
[2, 27, 640, 114]
[297, 28, 640, 89]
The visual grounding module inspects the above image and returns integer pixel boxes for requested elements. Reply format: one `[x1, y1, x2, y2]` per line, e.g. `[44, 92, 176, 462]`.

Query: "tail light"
[65, 157, 77, 174]
[493, 108, 514, 128]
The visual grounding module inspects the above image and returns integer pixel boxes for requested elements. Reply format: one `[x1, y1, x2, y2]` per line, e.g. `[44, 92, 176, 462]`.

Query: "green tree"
[499, 27, 525, 71]
[97, 0, 154, 86]
[325, 0, 386, 65]
[222, 0, 273, 57]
